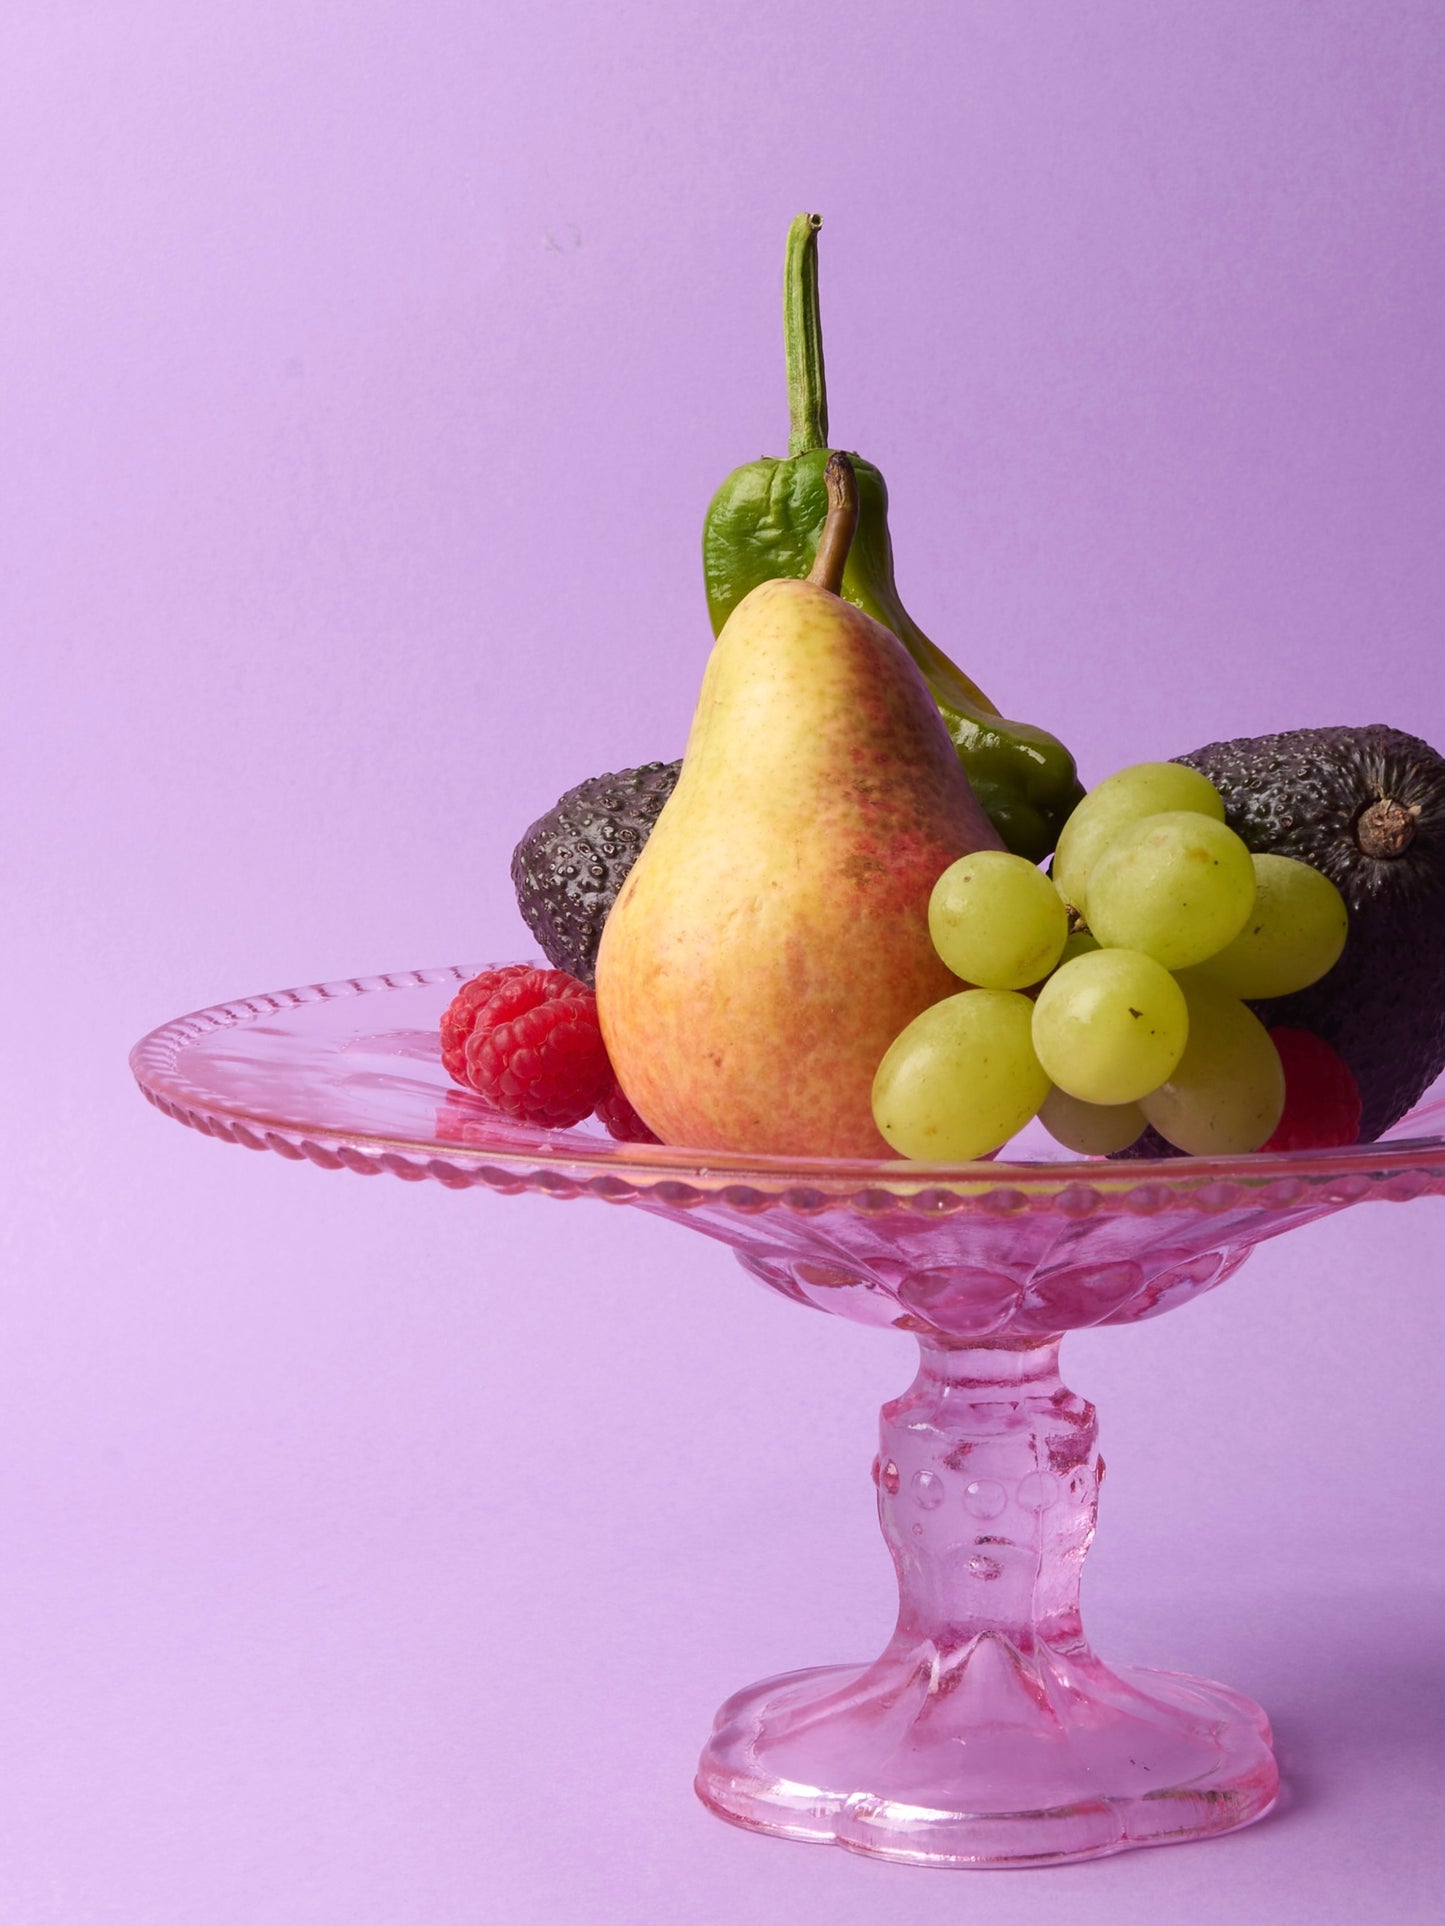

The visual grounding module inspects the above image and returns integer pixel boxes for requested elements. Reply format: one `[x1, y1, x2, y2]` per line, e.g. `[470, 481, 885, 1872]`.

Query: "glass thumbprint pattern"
[131, 967, 1445, 1868]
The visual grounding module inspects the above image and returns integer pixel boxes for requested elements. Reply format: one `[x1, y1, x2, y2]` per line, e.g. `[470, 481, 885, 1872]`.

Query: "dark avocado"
[511, 760, 680, 985]
[1178, 725, 1445, 1141]
[1109, 1121, 1181, 1162]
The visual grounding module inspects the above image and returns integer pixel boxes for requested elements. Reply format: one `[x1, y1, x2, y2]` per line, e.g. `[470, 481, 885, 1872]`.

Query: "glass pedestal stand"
[697, 1335, 1274, 1864]
[130, 967, 1445, 1870]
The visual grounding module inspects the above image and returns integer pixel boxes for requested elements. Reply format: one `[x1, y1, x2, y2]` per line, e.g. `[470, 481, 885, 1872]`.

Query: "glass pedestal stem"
[875, 1336, 1097, 1665]
[696, 1336, 1279, 1868]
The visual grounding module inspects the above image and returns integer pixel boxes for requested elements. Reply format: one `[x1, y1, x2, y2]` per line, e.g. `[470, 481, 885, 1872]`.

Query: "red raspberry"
[595, 1079, 661, 1144]
[441, 965, 587, 1084]
[1263, 1028, 1362, 1152]
[440, 967, 520, 1084]
[440, 965, 611, 1127]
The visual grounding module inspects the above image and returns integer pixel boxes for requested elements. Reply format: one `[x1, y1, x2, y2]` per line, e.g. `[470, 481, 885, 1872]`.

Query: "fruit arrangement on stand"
[449, 216, 1445, 1164]
[124, 200, 1445, 1881]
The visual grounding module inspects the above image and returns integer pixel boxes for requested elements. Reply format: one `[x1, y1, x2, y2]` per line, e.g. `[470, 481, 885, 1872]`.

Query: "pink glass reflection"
[131, 968, 1445, 1867]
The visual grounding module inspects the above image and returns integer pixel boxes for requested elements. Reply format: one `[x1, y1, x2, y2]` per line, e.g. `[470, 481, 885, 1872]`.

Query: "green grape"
[872, 990, 1050, 1161]
[928, 850, 1069, 990]
[1039, 1086, 1148, 1156]
[1052, 762, 1225, 916]
[1059, 928, 1101, 966]
[1186, 853, 1348, 999]
[1087, 812, 1256, 969]
[1030, 949, 1190, 1105]
[1140, 976, 1285, 1155]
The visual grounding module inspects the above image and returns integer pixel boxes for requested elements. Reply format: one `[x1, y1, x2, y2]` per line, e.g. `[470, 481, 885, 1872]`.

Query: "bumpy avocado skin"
[1178, 725, 1445, 1142]
[511, 761, 681, 986]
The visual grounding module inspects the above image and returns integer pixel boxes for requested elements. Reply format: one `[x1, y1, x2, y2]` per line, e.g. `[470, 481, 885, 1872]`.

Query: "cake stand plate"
[130, 967, 1445, 1868]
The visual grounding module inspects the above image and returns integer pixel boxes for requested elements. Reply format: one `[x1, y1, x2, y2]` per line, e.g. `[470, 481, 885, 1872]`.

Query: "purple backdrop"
[4, 2, 1444, 1920]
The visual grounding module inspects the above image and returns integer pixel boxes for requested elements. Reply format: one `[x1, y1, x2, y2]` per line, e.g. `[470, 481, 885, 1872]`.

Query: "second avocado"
[701, 214, 1084, 863]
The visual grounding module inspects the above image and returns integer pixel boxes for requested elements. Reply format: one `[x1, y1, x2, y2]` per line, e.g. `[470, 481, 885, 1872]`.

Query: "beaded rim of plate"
[129, 966, 1445, 1218]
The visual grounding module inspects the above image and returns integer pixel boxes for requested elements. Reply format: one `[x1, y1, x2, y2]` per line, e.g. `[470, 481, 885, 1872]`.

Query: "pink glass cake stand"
[131, 964, 1445, 1869]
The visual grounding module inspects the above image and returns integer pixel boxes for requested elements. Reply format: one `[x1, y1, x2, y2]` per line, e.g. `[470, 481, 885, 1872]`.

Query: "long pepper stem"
[785, 212, 829, 456]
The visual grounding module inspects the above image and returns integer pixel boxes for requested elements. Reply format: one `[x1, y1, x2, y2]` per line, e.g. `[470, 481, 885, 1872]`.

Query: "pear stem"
[807, 452, 859, 595]
[785, 213, 829, 457]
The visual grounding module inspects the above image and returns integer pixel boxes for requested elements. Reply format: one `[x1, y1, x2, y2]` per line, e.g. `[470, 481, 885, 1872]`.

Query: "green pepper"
[701, 214, 1084, 863]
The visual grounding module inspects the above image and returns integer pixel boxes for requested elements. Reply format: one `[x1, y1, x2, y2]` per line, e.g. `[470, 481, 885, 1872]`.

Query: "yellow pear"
[595, 455, 1005, 1157]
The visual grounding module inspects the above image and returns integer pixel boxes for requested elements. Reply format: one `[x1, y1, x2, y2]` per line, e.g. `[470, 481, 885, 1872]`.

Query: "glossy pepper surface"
[701, 215, 1084, 863]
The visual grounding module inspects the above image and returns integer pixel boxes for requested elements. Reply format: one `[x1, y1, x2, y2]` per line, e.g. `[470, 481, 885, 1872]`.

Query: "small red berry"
[440, 967, 518, 1084]
[595, 1080, 661, 1144]
[1263, 1028, 1362, 1152]
[440, 965, 612, 1128]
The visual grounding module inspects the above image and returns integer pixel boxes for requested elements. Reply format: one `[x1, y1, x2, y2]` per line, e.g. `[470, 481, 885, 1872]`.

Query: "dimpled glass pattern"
[132, 967, 1445, 1867]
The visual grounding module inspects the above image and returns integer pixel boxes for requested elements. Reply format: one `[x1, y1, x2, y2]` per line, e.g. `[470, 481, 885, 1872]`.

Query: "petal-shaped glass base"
[698, 1653, 1277, 1867]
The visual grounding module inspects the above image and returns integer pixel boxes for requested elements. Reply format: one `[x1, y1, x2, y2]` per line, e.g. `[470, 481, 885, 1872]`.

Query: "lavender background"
[4, 2, 1445, 1920]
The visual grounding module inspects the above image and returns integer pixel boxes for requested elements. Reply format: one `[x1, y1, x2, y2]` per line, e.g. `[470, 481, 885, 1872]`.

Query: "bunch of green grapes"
[872, 763, 1348, 1162]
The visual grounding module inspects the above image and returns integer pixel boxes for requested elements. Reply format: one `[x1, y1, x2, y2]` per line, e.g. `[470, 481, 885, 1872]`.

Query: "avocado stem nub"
[807, 452, 859, 596]
[1357, 797, 1417, 859]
